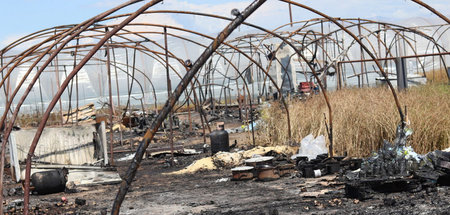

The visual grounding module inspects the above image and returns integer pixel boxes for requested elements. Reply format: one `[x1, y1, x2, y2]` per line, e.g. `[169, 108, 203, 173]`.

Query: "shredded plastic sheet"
[358, 124, 424, 177]
[291, 134, 328, 160]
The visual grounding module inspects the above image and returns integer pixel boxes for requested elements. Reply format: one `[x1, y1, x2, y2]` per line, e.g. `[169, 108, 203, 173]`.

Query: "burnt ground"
[3, 147, 450, 215]
[2, 111, 450, 215]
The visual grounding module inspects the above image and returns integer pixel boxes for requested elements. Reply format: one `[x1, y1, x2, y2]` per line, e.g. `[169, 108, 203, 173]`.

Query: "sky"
[1, 0, 449, 48]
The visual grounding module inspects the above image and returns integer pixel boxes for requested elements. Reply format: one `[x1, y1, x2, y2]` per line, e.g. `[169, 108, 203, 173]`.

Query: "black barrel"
[210, 122, 229, 155]
[31, 169, 67, 194]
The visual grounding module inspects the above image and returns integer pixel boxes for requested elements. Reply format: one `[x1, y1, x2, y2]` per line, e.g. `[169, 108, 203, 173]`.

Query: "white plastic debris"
[291, 134, 328, 160]
[117, 153, 135, 162]
[215, 177, 230, 183]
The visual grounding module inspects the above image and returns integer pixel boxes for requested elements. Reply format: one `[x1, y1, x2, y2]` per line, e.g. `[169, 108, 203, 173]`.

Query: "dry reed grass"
[257, 83, 450, 157]
[427, 68, 449, 83]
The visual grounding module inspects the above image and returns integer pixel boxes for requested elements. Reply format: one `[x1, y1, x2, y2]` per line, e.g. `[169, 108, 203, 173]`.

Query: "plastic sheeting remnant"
[291, 134, 328, 160]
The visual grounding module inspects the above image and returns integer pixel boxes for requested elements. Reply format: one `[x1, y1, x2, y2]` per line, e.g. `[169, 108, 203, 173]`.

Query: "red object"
[61, 197, 67, 202]
[298, 82, 313, 93]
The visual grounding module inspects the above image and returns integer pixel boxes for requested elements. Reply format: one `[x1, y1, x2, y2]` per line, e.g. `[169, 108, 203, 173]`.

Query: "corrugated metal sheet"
[10, 125, 97, 165]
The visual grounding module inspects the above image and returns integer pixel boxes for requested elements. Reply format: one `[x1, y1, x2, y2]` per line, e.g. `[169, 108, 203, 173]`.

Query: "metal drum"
[31, 169, 68, 194]
[210, 122, 229, 155]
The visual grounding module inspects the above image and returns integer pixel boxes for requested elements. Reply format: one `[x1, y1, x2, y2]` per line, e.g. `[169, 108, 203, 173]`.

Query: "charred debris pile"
[344, 124, 450, 199]
[226, 121, 450, 200]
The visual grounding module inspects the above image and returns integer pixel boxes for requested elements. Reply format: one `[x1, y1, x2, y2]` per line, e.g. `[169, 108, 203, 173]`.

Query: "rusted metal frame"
[320, 20, 327, 89]
[159, 40, 238, 134]
[224, 39, 297, 140]
[209, 47, 255, 145]
[97, 29, 209, 113]
[0, 0, 149, 134]
[422, 25, 447, 61]
[288, 3, 293, 27]
[0, 1, 163, 95]
[64, 39, 80, 124]
[426, 26, 450, 80]
[109, 31, 210, 109]
[212, 42, 244, 109]
[0, 23, 171, 87]
[107, 12, 338, 139]
[300, 18, 442, 81]
[109, 40, 210, 133]
[113, 23, 285, 134]
[335, 31, 343, 89]
[70, 47, 155, 100]
[0, 25, 75, 215]
[0, 26, 73, 55]
[208, 54, 232, 105]
[111, 1, 266, 213]
[358, 19, 366, 87]
[299, 28, 380, 82]
[338, 52, 450, 64]
[389, 29, 442, 74]
[85, 55, 147, 99]
[196, 67, 212, 135]
[251, 38, 300, 95]
[230, 8, 351, 155]
[215, 41, 242, 104]
[358, 26, 426, 75]
[224, 25, 323, 143]
[410, 0, 450, 24]
[247, 22, 358, 83]
[110, 41, 124, 146]
[341, 19, 449, 77]
[284, 1, 405, 131]
[53, 29, 64, 125]
[102, 38, 210, 133]
[124, 44, 138, 126]
[424, 26, 450, 55]
[287, 34, 345, 82]
[110, 40, 121, 115]
[163, 26, 175, 165]
[0, 32, 69, 100]
[291, 20, 419, 66]
[386, 31, 445, 72]
[70, 54, 148, 107]
[19, 1, 162, 213]
[412, 26, 450, 80]
[250, 26, 332, 149]
[2, 0, 145, 210]
[232, 21, 314, 96]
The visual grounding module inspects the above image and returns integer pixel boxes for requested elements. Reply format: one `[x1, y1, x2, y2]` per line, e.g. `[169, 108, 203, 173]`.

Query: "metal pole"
[164, 26, 175, 165]
[106, 35, 115, 165]
[54, 30, 64, 125]
[111, 42, 124, 146]
[358, 18, 365, 87]
[288, 3, 293, 27]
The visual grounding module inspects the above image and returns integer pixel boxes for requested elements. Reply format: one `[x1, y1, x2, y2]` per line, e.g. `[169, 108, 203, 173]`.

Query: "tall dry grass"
[426, 68, 449, 83]
[257, 84, 450, 157]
